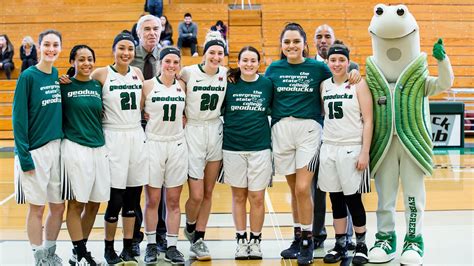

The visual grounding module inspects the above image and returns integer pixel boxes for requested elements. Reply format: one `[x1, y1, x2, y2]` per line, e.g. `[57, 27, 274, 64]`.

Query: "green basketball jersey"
[61, 78, 105, 147]
[13, 66, 63, 171]
[264, 58, 331, 125]
[223, 75, 273, 151]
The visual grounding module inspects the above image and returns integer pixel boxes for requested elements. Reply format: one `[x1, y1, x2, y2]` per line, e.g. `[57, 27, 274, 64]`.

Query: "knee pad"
[345, 193, 366, 227]
[329, 192, 347, 219]
[104, 188, 125, 223]
[122, 186, 142, 218]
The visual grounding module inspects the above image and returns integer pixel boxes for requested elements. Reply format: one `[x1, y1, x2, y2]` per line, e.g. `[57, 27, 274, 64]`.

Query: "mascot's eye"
[376, 7, 384, 15]
[397, 8, 405, 16]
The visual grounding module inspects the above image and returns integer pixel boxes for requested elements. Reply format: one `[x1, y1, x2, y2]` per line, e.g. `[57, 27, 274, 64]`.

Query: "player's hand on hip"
[356, 152, 369, 171]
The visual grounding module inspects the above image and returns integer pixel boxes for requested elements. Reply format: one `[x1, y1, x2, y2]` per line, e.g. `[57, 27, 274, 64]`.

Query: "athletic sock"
[186, 220, 196, 233]
[43, 240, 56, 249]
[336, 234, 347, 247]
[104, 239, 114, 249]
[73, 240, 87, 259]
[355, 231, 366, 244]
[31, 244, 42, 252]
[145, 231, 157, 244]
[166, 233, 179, 247]
[301, 224, 312, 239]
[123, 238, 133, 249]
[193, 231, 205, 243]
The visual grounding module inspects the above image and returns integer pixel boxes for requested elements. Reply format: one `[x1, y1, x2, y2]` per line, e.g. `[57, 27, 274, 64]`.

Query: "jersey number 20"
[200, 93, 219, 111]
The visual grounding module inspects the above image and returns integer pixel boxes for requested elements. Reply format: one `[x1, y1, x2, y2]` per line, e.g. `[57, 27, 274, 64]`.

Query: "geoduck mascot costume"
[365, 4, 454, 265]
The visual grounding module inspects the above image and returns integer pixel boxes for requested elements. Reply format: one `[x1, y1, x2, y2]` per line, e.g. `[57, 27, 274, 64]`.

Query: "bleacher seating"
[0, 0, 473, 139]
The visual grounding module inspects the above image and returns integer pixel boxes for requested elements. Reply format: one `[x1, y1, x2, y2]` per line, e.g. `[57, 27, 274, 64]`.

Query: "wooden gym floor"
[0, 139, 472, 265]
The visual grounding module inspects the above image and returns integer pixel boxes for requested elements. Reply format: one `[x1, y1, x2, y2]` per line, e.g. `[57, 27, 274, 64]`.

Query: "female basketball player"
[13, 29, 64, 265]
[142, 47, 186, 264]
[319, 41, 372, 264]
[223, 46, 273, 260]
[264, 23, 361, 265]
[91, 32, 147, 265]
[181, 31, 227, 261]
[61, 45, 108, 265]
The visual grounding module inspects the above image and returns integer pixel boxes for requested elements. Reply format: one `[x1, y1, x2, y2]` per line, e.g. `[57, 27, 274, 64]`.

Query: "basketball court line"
[0, 193, 14, 206]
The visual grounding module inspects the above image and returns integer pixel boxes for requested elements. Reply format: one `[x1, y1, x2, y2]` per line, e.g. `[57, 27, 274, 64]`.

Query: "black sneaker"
[69, 248, 77, 265]
[104, 246, 122, 265]
[144, 244, 158, 264]
[352, 242, 369, 265]
[120, 247, 138, 264]
[156, 233, 168, 252]
[77, 252, 99, 266]
[323, 242, 347, 263]
[297, 237, 314, 265]
[280, 237, 301, 259]
[347, 240, 357, 251]
[314, 238, 325, 249]
[131, 231, 144, 257]
[164, 246, 185, 265]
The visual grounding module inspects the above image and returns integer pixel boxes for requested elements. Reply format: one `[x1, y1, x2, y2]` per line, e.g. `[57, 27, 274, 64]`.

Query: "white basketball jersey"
[321, 78, 363, 144]
[145, 77, 186, 138]
[102, 66, 143, 128]
[181, 64, 227, 121]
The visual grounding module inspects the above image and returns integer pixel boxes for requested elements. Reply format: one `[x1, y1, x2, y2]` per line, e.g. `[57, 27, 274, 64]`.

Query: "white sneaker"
[235, 238, 249, 260]
[33, 248, 49, 266]
[189, 239, 211, 261]
[46, 245, 63, 266]
[77, 254, 104, 266]
[248, 239, 262, 260]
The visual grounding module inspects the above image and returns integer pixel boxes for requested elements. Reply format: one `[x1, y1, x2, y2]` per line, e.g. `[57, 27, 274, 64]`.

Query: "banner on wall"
[430, 114, 462, 148]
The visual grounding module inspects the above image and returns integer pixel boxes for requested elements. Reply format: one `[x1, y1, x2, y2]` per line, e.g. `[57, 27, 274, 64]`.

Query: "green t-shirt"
[223, 75, 273, 151]
[61, 78, 105, 147]
[13, 66, 63, 171]
[264, 58, 331, 125]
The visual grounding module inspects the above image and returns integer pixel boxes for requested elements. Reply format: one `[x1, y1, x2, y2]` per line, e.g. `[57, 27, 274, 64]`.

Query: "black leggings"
[0, 62, 14, 79]
[329, 192, 366, 227]
[104, 186, 142, 223]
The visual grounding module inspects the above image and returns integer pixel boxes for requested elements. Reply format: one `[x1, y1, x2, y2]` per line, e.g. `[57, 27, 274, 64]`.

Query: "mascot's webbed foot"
[368, 231, 396, 263]
[400, 234, 424, 265]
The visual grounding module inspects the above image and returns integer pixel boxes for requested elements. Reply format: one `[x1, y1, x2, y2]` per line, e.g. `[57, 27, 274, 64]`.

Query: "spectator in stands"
[129, 14, 169, 257]
[210, 20, 228, 55]
[178, 13, 198, 57]
[147, 0, 163, 17]
[311, 23, 359, 253]
[0, 34, 15, 79]
[159, 15, 173, 48]
[20, 36, 38, 72]
[211, 20, 227, 41]
[131, 13, 147, 46]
